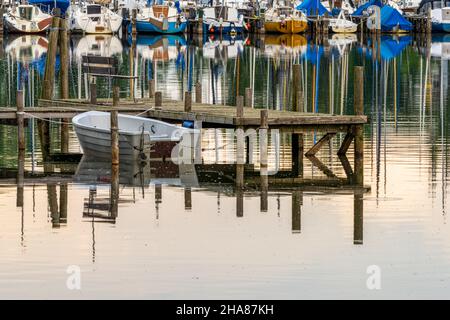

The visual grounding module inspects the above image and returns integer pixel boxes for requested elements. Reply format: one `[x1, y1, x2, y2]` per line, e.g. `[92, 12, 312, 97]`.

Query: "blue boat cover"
[380, 6, 412, 31]
[28, 0, 70, 14]
[352, 0, 382, 16]
[296, 0, 330, 16]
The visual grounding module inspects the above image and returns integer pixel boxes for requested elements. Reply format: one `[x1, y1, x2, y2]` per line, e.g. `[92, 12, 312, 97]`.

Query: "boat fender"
[182, 120, 195, 129]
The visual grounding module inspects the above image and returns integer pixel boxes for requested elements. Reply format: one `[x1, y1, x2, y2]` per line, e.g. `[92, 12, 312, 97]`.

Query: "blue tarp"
[296, 0, 330, 16]
[28, 0, 70, 14]
[380, 6, 413, 31]
[352, 0, 382, 16]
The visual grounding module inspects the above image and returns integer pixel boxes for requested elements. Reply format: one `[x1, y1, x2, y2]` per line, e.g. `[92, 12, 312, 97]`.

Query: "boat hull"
[133, 20, 187, 34]
[203, 21, 245, 34]
[264, 20, 308, 34]
[432, 22, 450, 32]
[331, 25, 357, 33]
[4, 16, 52, 33]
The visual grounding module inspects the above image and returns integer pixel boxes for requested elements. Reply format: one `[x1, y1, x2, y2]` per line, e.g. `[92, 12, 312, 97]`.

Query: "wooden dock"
[11, 98, 369, 131]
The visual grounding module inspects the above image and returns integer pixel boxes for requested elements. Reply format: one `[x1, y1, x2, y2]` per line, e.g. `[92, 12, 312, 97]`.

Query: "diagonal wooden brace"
[337, 131, 355, 156]
[305, 132, 336, 157]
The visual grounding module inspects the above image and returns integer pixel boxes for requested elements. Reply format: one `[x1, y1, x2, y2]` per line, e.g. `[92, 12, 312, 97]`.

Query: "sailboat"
[328, 11, 357, 33]
[3, 4, 52, 33]
[264, 0, 308, 34]
[202, 5, 247, 35]
[132, 2, 187, 34]
[67, 1, 123, 34]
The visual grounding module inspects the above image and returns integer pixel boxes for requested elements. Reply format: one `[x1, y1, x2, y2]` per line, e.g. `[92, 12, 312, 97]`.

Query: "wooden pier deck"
[0, 98, 369, 130]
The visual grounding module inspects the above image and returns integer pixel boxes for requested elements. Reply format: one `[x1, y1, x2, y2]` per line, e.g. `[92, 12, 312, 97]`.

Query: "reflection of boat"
[134, 35, 186, 62]
[72, 34, 123, 60]
[263, 34, 307, 58]
[5, 35, 48, 63]
[264, 1, 308, 34]
[202, 36, 246, 59]
[203, 6, 246, 35]
[4, 4, 52, 33]
[430, 35, 450, 59]
[419, 0, 450, 32]
[72, 111, 194, 160]
[328, 11, 357, 33]
[133, 4, 187, 34]
[363, 35, 412, 60]
[67, 3, 122, 34]
[75, 156, 198, 187]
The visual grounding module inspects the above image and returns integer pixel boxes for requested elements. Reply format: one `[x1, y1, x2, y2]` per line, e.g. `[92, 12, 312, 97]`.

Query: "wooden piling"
[59, 18, 69, 100]
[16, 90, 25, 152]
[111, 86, 120, 167]
[260, 109, 268, 129]
[236, 95, 244, 119]
[90, 82, 97, 105]
[184, 91, 192, 112]
[293, 64, 301, 111]
[184, 187, 192, 210]
[245, 87, 253, 108]
[354, 191, 363, 244]
[195, 81, 202, 103]
[42, 16, 60, 100]
[291, 133, 303, 177]
[353, 67, 364, 186]
[292, 190, 302, 233]
[110, 86, 120, 218]
[155, 91, 162, 109]
[148, 79, 155, 98]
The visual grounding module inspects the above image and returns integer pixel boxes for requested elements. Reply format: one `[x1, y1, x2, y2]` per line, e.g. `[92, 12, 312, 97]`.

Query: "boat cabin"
[418, 0, 450, 12]
[17, 5, 38, 20]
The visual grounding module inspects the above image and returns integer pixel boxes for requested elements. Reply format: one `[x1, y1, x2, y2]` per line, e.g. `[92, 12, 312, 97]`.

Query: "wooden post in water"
[59, 184, 68, 224]
[131, 9, 137, 36]
[245, 87, 252, 108]
[293, 64, 301, 111]
[16, 90, 25, 208]
[184, 187, 192, 210]
[155, 91, 162, 109]
[59, 18, 69, 100]
[354, 191, 363, 244]
[236, 95, 244, 119]
[17, 90, 25, 152]
[292, 190, 302, 233]
[184, 91, 192, 112]
[195, 81, 202, 103]
[291, 133, 303, 177]
[42, 16, 60, 100]
[260, 110, 269, 212]
[236, 125, 245, 217]
[59, 18, 70, 153]
[149, 79, 155, 98]
[90, 83, 97, 105]
[110, 86, 120, 219]
[353, 67, 364, 186]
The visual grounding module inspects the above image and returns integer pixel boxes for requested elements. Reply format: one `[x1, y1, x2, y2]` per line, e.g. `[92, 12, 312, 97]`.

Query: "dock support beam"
[110, 86, 120, 219]
[354, 66, 364, 186]
[155, 91, 162, 109]
[292, 190, 302, 233]
[16, 90, 25, 208]
[195, 81, 202, 103]
[292, 133, 303, 177]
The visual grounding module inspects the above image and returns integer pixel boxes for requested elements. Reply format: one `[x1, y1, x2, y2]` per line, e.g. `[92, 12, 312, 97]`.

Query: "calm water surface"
[0, 33, 450, 299]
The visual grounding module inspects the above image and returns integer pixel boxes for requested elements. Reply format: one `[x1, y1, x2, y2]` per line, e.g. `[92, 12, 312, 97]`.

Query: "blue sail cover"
[352, 0, 382, 16]
[28, 0, 70, 14]
[380, 6, 413, 31]
[296, 0, 330, 16]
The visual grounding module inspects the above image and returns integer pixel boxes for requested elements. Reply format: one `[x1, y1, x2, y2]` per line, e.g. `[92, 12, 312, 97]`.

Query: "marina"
[0, 0, 449, 301]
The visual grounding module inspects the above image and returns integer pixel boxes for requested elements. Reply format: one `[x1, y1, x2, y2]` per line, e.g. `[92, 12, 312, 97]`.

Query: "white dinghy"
[72, 111, 195, 161]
